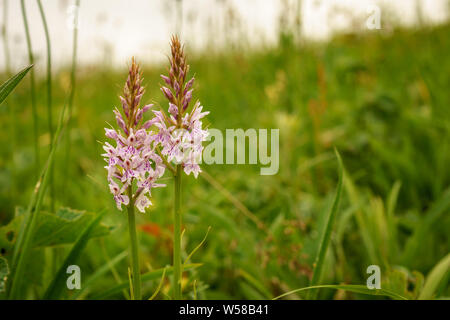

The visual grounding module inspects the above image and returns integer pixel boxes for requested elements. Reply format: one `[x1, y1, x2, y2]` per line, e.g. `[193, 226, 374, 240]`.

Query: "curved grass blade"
[418, 253, 450, 300]
[20, 0, 39, 173]
[37, 0, 55, 212]
[183, 226, 211, 266]
[43, 210, 107, 299]
[273, 284, 408, 300]
[148, 267, 167, 300]
[91, 263, 202, 299]
[0, 64, 32, 105]
[307, 148, 344, 299]
[71, 250, 127, 300]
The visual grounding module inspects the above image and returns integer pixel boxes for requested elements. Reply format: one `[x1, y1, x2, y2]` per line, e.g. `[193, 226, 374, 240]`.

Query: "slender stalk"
[2, 0, 11, 76]
[173, 164, 182, 299]
[63, 0, 80, 200]
[20, 0, 39, 175]
[127, 187, 141, 300]
[37, 0, 54, 212]
[3, 0, 15, 203]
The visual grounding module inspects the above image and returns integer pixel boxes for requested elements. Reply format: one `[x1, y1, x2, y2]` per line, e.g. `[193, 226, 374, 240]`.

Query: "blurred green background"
[0, 1, 449, 299]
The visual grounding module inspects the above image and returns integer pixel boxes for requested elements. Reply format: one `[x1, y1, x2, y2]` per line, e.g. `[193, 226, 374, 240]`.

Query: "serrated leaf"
[0, 65, 33, 105]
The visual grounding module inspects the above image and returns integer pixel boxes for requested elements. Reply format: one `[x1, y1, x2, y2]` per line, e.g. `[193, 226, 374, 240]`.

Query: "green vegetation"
[0, 21, 449, 299]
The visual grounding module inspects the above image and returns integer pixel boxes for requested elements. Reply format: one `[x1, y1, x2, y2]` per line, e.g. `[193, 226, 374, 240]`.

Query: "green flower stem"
[173, 164, 182, 299]
[37, 0, 54, 212]
[63, 0, 80, 201]
[127, 187, 141, 300]
[20, 0, 39, 175]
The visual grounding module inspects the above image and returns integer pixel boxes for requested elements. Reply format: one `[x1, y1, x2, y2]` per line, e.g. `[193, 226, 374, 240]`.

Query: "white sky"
[1, 0, 448, 72]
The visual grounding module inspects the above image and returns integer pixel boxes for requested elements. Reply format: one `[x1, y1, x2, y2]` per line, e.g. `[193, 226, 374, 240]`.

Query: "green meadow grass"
[0, 22, 449, 299]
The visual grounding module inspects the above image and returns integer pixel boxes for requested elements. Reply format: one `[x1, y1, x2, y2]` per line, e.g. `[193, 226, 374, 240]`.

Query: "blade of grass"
[343, 168, 379, 264]
[273, 284, 408, 300]
[20, 0, 39, 175]
[1, 0, 11, 76]
[402, 189, 450, 265]
[0, 64, 32, 104]
[386, 181, 401, 262]
[183, 226, 211, 265]
[201, 170, 266, 230]
[71, 250, 127, 300]
[9, 97, 68, 299]
[307, 148, 344, 299]
[63, 0, 80, 200]
[43, 209, 107, 299]
[91, 263, 202, 299]
[100, 239, 129, 299]
[238, 269, 272, 299]
[418, 253, 450, 300]
[148, 267, 167, 300]
[37, 0, 55, 212]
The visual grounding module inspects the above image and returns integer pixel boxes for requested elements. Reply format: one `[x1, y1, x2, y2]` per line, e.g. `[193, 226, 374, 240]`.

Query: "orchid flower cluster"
[103, 37, 209, 213]
[156, 35, 209, 178]
[102, 58, 166, 212]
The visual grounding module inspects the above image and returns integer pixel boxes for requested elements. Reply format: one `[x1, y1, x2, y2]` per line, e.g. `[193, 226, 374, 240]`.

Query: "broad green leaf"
[0, 207, 112, 255]
[33, 208, 112, 248]
[0, 257, 9, 292]
[0, 65, 33, 105]
[43, 210, 108, 299]
[419, 253, 450, 300]
[91, 263, 202, 299]
[307, 149, 344, 299]
[273, 284, 408, 300]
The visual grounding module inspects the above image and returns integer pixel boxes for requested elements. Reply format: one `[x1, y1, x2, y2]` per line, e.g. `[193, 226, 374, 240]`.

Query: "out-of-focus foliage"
[0, 22, 449, 299]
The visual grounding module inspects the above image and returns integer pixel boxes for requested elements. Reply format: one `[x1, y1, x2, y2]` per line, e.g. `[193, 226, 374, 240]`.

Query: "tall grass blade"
[63, 0, 80, 200]
[20, 0, 39, 174]
[148, 267, 167, 300]
[0, 64, 32, 105]
[307, 148, 344, 299]
[183, 226, 211, 265]
[37, 0, 55, 212]
[418, 253, 450, 300]
[43, 210, 107, 299]
[1, 0, 11, 76]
